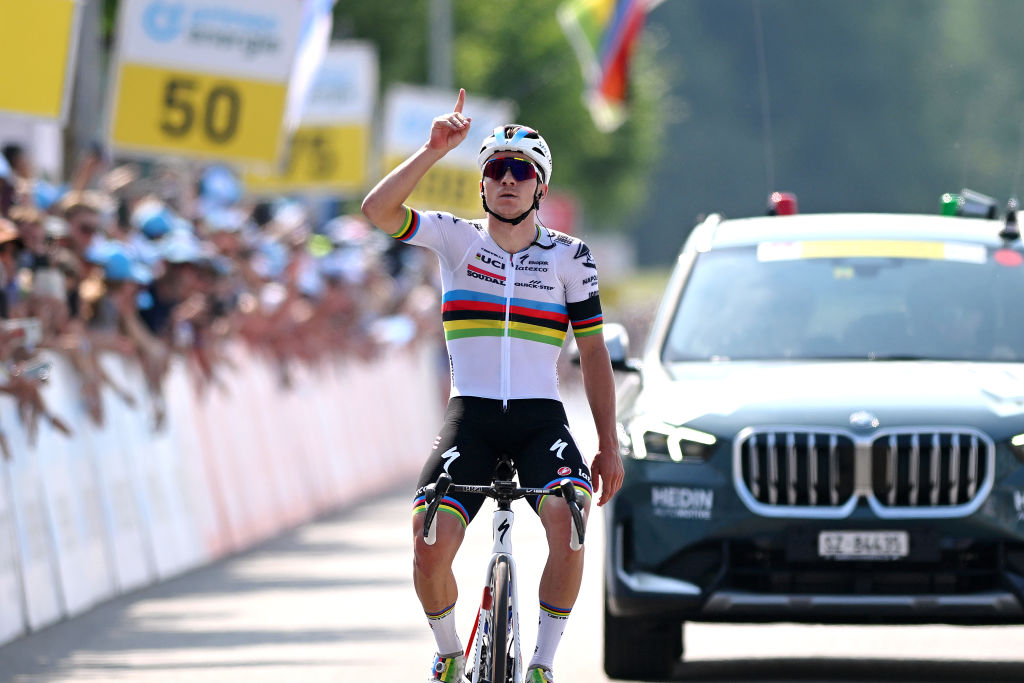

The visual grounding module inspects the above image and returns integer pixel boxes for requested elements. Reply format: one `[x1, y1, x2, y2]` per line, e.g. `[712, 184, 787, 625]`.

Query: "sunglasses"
[482, 156, 538, 182]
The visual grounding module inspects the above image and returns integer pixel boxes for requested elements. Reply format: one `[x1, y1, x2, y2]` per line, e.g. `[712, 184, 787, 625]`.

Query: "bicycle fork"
[469, 508, 521, 683]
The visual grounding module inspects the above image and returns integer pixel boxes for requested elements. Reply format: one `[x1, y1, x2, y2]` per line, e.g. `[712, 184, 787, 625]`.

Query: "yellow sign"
[387, 157, 483, 219]
[244, 125, 369, 194]
[110, 63, 287, 164]
[0, 0, 79, 120]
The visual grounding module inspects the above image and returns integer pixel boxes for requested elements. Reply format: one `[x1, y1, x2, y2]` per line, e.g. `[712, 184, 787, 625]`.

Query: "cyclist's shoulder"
[536, 226, 596, 268]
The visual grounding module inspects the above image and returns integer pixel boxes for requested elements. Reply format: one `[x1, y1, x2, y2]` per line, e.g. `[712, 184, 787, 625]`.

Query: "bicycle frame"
[468, 507, 522, 683]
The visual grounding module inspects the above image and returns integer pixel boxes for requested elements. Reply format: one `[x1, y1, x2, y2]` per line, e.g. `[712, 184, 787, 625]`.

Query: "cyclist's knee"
[412, 512, 464, 571]
[539, 497, 589, 548]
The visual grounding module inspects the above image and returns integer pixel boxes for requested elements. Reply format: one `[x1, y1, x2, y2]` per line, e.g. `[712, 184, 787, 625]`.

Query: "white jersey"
[391, 208, 604, 402]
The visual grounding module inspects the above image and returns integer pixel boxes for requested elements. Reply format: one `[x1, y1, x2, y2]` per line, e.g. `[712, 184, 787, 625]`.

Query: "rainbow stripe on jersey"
[442, 290, 570, 347]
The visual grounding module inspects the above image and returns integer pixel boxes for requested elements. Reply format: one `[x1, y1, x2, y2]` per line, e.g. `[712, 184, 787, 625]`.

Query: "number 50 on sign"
[111, 63, 287, 164]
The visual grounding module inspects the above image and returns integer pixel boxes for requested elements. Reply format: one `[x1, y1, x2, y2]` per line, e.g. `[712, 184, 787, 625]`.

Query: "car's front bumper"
[604, 456, 1024, 624]
[605, 521, 1024, 624]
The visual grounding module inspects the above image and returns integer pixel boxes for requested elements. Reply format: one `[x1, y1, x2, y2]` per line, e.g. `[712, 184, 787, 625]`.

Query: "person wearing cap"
[0, 218, 26, 319]
[97, 247, 170, 427]
[362, 89, 621, 683]
[58, 190, 105, 266]
[0, 152, 14, 216]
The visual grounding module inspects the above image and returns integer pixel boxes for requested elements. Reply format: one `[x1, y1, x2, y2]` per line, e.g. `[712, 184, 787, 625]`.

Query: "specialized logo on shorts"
[557, 466, 572, 476]
[550, 439, 568, 460]
[441, 446, 461, 474]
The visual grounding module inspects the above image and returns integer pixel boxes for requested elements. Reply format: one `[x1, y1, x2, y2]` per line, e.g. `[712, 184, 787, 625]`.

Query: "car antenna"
[1013, 114, 1024, 204]
[752, 0, 775, 198]
[1000, 198, 1020, 241]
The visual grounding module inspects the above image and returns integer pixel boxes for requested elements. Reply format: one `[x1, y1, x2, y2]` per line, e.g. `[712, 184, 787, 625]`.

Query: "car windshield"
[663, 240, 1024, 362]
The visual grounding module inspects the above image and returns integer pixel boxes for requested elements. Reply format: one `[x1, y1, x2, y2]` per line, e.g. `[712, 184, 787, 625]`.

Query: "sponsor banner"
[3, 409, 62, 631]
[36, 357, 114, 616]
[161, 357, 221, 567]
[0, 0, 82, 121]
[94, 355, 157, 592]
[108, 0, 316, 165]
[0, 458, 26, 645]
[382, 85, 514, 218]
[116, 0, 302, 80]
[245, 42, 377, 195]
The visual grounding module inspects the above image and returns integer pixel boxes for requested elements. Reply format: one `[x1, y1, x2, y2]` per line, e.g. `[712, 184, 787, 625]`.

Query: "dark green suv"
[604, 203, 1024, 679]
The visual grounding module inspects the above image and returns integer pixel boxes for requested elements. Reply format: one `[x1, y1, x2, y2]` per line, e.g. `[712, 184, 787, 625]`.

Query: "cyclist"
[361, 89, 623, 683]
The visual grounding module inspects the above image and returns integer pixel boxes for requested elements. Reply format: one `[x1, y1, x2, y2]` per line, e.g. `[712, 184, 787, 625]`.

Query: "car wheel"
[603, 598, 683, 680]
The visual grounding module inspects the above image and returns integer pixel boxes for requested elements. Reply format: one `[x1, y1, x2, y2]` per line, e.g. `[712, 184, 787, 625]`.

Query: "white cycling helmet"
[477, 125, 553, 185]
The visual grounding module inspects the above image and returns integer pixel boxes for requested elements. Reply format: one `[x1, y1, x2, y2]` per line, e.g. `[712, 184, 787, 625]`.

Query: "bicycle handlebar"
[420, 472, 586, 550]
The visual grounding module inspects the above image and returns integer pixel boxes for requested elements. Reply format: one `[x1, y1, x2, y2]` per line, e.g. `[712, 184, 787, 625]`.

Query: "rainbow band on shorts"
[534, 477, 593, 515]
[413, 494, 469, 528]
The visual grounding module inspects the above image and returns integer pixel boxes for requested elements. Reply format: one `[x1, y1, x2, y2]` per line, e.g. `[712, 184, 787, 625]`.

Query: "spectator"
[58, 190, 105, 265]
[0, 218, 25, 319]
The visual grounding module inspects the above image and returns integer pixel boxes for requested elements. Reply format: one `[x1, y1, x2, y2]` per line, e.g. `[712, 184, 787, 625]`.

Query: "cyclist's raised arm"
[361, 88, 472, 235]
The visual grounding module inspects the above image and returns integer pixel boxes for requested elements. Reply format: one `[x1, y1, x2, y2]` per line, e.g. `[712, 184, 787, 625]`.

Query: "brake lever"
[423, 473, 453, 545]
[558, 479, 585, 551]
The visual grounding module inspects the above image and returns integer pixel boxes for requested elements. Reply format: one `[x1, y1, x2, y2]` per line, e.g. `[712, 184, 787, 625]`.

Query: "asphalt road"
[2, 388, 1024, 682]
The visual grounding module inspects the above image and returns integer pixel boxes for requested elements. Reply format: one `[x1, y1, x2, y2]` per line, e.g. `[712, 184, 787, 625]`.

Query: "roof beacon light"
[1000, 198, 1020, 241]
[767, 191, 798, 216]
[940, 192, 961, 216]
[942, 188, 999, 219]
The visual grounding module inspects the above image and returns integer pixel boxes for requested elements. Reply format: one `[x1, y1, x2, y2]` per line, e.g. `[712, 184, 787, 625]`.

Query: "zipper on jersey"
[502, 252, 516, 411]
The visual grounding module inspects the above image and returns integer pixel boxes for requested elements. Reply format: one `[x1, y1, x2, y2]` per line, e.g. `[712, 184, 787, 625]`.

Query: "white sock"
[529, 601, 571, 671]
[426, 602, 462, 656]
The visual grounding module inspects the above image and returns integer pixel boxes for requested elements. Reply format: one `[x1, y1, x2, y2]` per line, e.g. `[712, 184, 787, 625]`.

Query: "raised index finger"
[454, 88, 465, 114]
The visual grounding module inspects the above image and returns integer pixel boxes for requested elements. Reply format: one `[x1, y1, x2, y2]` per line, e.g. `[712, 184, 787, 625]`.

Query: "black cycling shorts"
[413, 396, 593, 527]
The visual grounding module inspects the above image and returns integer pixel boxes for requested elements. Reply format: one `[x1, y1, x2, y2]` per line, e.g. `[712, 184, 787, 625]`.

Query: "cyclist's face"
[481, 153, 544, 218]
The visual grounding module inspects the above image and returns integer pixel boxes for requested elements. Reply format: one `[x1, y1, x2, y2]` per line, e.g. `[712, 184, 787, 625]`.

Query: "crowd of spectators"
[0, 141, 443, 459]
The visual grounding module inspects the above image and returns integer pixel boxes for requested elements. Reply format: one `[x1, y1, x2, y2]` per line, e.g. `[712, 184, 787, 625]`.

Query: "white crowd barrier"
[0, 343, 444, 647]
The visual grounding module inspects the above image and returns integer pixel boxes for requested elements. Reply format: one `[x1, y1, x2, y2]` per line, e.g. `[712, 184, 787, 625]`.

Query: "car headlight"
[1012, 433, 1024, 464]
[623, 418, 717, 462]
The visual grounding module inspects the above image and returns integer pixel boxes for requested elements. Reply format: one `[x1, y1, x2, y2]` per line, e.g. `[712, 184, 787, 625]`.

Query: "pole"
[428, 0, 452, 90]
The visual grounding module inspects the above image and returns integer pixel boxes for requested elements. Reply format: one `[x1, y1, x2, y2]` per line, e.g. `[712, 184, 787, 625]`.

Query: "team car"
[602, 192, 1024, 679]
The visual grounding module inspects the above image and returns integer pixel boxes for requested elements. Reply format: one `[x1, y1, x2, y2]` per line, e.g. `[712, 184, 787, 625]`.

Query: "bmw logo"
[849, 410, 880, 430]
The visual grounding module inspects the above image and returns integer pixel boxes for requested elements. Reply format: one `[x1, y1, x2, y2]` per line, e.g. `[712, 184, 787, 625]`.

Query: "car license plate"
[818, 530, 909, 560]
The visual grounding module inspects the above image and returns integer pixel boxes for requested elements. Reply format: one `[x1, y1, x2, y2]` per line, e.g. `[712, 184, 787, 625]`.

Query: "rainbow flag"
[557, 0, 655, 131]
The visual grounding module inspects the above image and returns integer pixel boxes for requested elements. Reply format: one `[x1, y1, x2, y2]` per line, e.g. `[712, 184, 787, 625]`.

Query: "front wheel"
[489, 556, 512, 683]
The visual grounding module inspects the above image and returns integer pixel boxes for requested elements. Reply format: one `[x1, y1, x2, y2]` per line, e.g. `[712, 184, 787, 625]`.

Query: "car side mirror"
[569, 322, 641, 373]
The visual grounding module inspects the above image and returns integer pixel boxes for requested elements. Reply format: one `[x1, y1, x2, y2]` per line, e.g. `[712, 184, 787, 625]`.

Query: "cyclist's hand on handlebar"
[428, 88, 472, 153]
[590, 448, 624, 506]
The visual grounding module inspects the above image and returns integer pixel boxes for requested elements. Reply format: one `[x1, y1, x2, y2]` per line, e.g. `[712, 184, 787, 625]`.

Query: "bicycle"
[420, 458, 586, 683]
